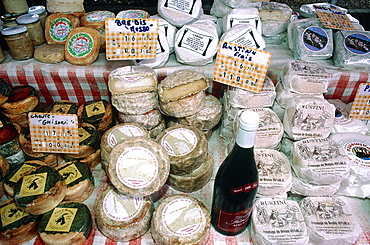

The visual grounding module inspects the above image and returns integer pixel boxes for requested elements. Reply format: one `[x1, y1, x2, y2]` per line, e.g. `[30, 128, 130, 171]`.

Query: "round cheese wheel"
[77, 100, 114, 132]
[1, 110, 29, 128]
[0, 78, 12, 105]
[56, 161, 94, 202]
[70, 148, 101, 169]
[44, 100, 79, 114]
[19, 126, 46, 158]
[151, 194, 211, 245]
[116, 9, 149, 19]
[13, 165, 67, 215]
[111, 91, 158, 115]
[149, 119, 167, 139]
[96, 187, 153, 242]
[118, 109, 163, 130]
[34, 44, 65, 64]
[80, 10, 115, 29]
[0, 85, 39, 115]
[107, 136, 170, 197]
[0, 123, 22, 158]
[0, 198, 40, 245]
[38, 201, 92, 245]
[45, 13, 80, 45]
[0, 154, 9, 197]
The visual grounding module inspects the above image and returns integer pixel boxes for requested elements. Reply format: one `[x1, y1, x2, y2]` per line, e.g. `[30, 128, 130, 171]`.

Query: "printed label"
[302, 26, 329, 51]
[58, 163, 82, 185]
[68, 33, 94, 58]
[227, 27, 262, 50]
[217, 207, 252, 233]
[49, 104, 72, 114]
[228, 17, 259, 30]
[19, 172, 47, 197]
[118, 10, 147, 18]
[161, 128, 197, 156]
[349, 83, 370, 120]
[0, 202, 28, 227]
[9, 164, 36, 183]
[108, 125, 145, 147]
[341, 139, 370, 168]
[177, 28, 215, 56]
[87, 11, 113, 22]
[85, 100, 106, 118]
[230, 182, 258, 194]
[344, 33, 370, 55]
[78, 127, 91, 143]
[50, 18, 72, 42]
[165, 0, 196, 14]
[45, 207, 78, 232]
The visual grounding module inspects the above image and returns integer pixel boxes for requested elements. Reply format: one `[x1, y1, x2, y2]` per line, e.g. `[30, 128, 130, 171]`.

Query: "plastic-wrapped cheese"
[221, 8, 261, 34]
[45, 13, 80, 44]
[157, 0, 202, 27]
[221, 23, 265, 50]
[210, 0, 232, 18]
[174, 20, 219, 66]
[283, 96, 335, 141]
[151, 14, 177, 53]
[299, 3, 347, 18]
[96, 187, 153, 242]
[259, 2, 292, 36]
[151, 194, 210, 245]
[280, 60, 331, 94]
[255, 149, 292, 197]
[250, 197, 309, 245]
[299, 196, 361, 245]
[333, 30, 370, 68]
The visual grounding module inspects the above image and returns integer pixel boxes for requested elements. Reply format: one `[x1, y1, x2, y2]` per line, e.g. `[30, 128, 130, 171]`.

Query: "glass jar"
[28, 5, 48, 29]
[1, 0, 29, 14]
[1, 25, 34, 60]
[16, 14, 45, 46]
[1, 13, 20, 28]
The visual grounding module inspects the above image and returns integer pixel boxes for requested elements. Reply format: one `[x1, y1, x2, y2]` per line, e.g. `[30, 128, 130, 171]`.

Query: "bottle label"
[230, 181, 258, 194]
[216, 207, 253, 233]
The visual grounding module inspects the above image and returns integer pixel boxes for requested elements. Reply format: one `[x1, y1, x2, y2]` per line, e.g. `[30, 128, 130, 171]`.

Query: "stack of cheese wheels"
[100, 122, 149, 170]
[38, 201, 92, 245]
[0, 85, 39, 128]
[95, 186, 153, 242]
[0, 155, 9, 197]
[0, 198, 40, 245]
[109, 65, 165, 139]
[151, 194, 211, 245]
[0, 122, 25, 166]
[158, 69, 210, 118]
[156, 124, 213, 193]
[45, 13, 80, 45]
[46, 0, 85, 17]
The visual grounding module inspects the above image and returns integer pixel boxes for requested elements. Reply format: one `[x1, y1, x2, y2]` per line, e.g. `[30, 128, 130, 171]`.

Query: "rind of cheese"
[46, 2, 85, 14]
[64, 124, 100, 159]
[44, 100, 79, 114]
[19, 126, 47, 158]
[108, 66, 157, 94]
[77, 100, 114, 131]
[2, 111, 29, 128]
[151, 194, 211, 245]
[259, 2, 292, 22]
[108, 137, 170, 197]
[116, 9, 150, 19]
[80, 10, 115, 29]
[0, 85, 39, 115]
[158, 69, 210, 103]
[44, 13, 80, 44]
[34, 44, 65, 64]
[95, 187, 153, 242]
[0, 78, 12, 105]
[118, 109, 163, 130]
[111, 91, 158, 115]
[149, 119, 166, 139]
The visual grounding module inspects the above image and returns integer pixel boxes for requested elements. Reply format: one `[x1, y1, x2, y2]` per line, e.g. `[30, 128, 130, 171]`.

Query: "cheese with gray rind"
[157, 0, 202, 27]
[108, 137, 170, 197]
[220, 24, 265, 50]
[118, 109, 163, 130]
[95, 187, 153, 242]
[259, 2, 292, 36]
[112, 91, 158, 115]
[160, 91, 206, 118]
[151, 194, 211, 245]
[148, 119, 167, 139]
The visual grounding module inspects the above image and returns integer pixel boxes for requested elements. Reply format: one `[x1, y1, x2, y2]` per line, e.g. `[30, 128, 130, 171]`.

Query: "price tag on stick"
[213, 41, 271, 93]
[28, 112, 79, 154]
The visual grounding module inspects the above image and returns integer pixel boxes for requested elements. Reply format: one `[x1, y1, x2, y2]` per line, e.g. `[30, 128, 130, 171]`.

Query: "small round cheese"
[34, 44, 65, 64]
[0, 122, 25, 166]
[38, 201, 92, 245]
[151, 194, 211, 245]
[0, 85, 39, 115]
[96, 187, 153, 242]
[77, 99, 114, 132]
[107, 137, 170, 197]
[149, 119, 167, 139]
[44, 13, 80, 45]
[118, 109, 163, 130]
[1, 110, 29, 128]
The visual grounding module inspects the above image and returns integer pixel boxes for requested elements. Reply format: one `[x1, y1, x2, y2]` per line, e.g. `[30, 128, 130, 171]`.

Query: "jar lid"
[1, 13, 20, 22]
[28, 5, 46, 15]
[16, 14, 39, 24]
[1, 25, 27, 35]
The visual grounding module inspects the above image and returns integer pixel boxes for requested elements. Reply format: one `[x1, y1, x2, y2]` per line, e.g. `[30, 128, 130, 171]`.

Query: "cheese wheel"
[38, 201, 92, 245]
[96, 187, 153, 242]
[148, 119, 166, 139]
[0, 123, 25, 166]
[116, 9, 150, 19]
[14, 165, 67, 215]
[0, 154, 9, 197]
[107, 136, 170, 197]
[56, 161, 94, 202]
[151, 194, 211, 245]
[19, 126, 46, 158]
[0, 198, 40, 245]
[44, 100, 79, 114]
[65, 27, 100, 65]
[34, 44, 65, 63]
[111, 91, 158, 115]
[80, 10, 115, 29]
[77, 100, 114, 131]
[0, 85, 39, 115]
[45, 13, 80, 44]
[1, 111, 29, 128]
[118, 109, 163, 130]
[0, 78, 12, 105]
[46, 0, 85, 16]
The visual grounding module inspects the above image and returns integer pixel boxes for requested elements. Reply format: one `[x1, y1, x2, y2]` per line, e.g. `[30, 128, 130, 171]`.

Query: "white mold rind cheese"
[112, 91, 158, 115]
[160, 91, 206, 118]
[157, 0, 202, 27]
[96, 187, 153, 242]
[251, 197, 309, 245]
[151, 194, 211, 245]
[259, 2, 293, 36]
[108, 137, 170, 197]
[220, 24, 265, 50]
[118, 109, 163, 130]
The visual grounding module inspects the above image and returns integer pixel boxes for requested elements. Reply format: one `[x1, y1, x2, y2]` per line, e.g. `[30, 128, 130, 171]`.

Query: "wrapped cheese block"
[56, 161, 94, 202]
[0, 78, 12, 105]
[107, 137, 170, 197]
[283, 96, 335, 141]
[34, 44, 65, 63]
[0, 122, 25, 166]
[0, 198, 40, 245]
[221, 8, 261, 34]
[116, 9, 149, 19]
[65, 27, 100, 65]
[157, 0, 202, 27]
[151, 14, 177, 53]
[80, 10, 115, 29]
[280, 60, 331, 94]
[219, 0, 257, 8]
[38, 201, 92, 245]
[45, 13, 80, 44]
[0, 85, 39, 115]
[77, 100, 114, 132]
[210, 0, 232, 18]
[259, 2, 292, 36]
[174, 19, 219, 66]
[118, 109, 163, 131]
[250, 197, 309, 245]
[333, 30, 370, 68]
[255, 149, 292, 197]
[151, 194, 211, 245]
[220, 24, 265, 50]
[271, 100, 285, 122]
[96, 187, 153, 242]
[299, 196, 361, 245]
[14, 165, 67, 215]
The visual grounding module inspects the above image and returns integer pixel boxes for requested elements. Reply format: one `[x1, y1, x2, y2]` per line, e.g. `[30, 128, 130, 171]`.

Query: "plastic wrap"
[259, 2, 292, 37]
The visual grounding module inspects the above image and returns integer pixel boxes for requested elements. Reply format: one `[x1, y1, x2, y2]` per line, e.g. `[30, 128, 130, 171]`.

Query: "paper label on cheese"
[226, 27, 263, 50]
[10, 164, 36, 183]
[116, 147, 158, 189]
[85, 101, 106, 118]
[58, 164, 83, 185]
[344, 33, 370, 55]
[339, 139, 370, 168]
[177, 28, 215, 56]
[87, 11, 113, 22]
[103, 189, 144, 221]
[45, 207, 78, 232]
[0, 202, 28, 227]
[302, 26, 329, 51]
[108, 125, 146, 147]
[19, 172, 47, 197]
[49, 104, 72, 114]
[228, 17, 259, 30]
[78, 127, 91, 143]
[166, 0, 195, 14]
[50, 18, 73, 42]
[161, 128, 197, 156]
[162, 198, 203, 236]
[67, 32, 94, 58]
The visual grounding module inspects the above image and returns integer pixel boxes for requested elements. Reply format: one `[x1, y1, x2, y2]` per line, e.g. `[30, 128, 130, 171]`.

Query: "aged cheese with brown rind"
[34, 44, 65, 63]
[0, 85, 39, 115]
[45, 13, 80, 44]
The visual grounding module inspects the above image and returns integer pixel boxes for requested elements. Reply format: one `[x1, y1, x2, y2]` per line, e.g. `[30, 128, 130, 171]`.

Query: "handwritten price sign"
[349, 83, 370, 120]
[28, 112, 79, 154]
[314, 5, 355, 30]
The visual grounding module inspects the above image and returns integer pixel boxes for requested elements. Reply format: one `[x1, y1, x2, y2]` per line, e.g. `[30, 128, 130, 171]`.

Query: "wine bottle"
[211, 110, 259, 236]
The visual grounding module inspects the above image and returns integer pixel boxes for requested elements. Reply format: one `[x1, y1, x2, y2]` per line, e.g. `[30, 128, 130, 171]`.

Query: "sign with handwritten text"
[28, 113, 79, 154]
[314, 5, 355, 30]
[213, 41, 271, 93]
[105, 18, 158, 60]
[349, 83, 370, 120]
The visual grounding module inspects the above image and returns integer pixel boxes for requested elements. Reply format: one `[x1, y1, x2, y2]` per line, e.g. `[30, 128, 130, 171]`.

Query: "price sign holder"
[314, 5, 355, 30]
[349, 83, 370, 120]
[28, 112, 79, 154]
[213, 41, 271, 93]
[105, 18, 158, 60]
